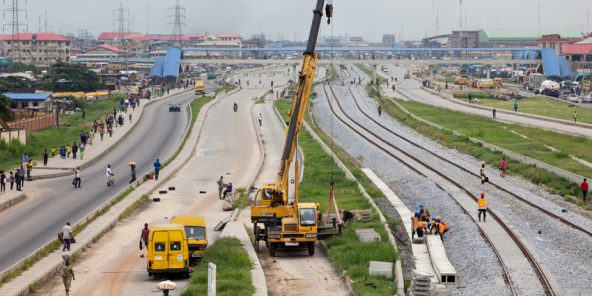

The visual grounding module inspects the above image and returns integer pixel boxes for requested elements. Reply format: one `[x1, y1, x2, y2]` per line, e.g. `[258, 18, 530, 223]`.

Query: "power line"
[113, 2, 130, 71]
[169, 0, 186, 46]
[3, 0, 28, 60]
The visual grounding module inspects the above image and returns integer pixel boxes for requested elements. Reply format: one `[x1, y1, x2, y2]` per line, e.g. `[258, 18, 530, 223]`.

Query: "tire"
[269, 243, 277, 257]
[308, 243, 315, 256]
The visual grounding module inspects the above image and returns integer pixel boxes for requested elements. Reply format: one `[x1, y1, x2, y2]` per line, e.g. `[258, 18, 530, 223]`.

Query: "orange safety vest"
[442, 222, 449, 231]
[478, 197, 487, 209]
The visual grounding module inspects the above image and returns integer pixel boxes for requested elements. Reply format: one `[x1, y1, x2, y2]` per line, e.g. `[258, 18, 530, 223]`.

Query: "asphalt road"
[0, 90, 199, 273]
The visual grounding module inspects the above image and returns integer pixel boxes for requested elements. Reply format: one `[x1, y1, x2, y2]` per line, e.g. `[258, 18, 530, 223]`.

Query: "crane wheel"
[308, 243, 315, 256]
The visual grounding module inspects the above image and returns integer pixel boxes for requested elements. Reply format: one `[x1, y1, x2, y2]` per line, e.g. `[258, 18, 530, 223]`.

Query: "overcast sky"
[5, 0, 592, 41]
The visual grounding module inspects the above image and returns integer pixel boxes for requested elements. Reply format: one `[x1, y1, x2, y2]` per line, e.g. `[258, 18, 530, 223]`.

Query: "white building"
[0, 33, 70, 66]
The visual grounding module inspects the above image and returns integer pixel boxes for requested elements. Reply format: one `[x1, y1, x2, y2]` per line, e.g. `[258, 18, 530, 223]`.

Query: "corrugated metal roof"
[480, 29, 582, 42]
[4, 93, 52, 101]
[541, 48, 561, 78]
[149, 57, 165, 78]
[163, 48, 181, 78]
[561, 43, 592, 55]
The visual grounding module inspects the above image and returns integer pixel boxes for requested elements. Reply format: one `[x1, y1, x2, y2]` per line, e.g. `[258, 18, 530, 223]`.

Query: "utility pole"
[145, 1, 149, 34]
[114, 2, 130, 72]
[44, 9, 47, 32]
[3, 0, 28, 61]
[169, 0, 186, 47]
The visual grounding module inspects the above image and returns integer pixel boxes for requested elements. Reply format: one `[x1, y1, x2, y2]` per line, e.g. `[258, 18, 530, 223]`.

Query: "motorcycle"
[233, 103, 238, 112]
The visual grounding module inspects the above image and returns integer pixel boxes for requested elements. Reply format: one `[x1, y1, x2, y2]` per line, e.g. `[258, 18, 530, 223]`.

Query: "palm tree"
[0, 94, 13, 130]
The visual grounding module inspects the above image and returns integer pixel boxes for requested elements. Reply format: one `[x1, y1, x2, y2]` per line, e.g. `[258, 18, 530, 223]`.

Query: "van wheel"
[148, 272, 152, 278]
[269, 243, 277, 257]
[308, 243, 315, 256]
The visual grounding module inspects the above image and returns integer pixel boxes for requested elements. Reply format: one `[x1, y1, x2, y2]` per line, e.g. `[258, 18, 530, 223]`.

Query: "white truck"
[536, 80, 561, 97]
[525, 73, 545, 91]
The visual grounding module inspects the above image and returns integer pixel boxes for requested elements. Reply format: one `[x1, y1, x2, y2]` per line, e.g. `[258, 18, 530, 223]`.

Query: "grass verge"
[276, 99, 398, 296]
[0, 95, 123, 171]
[378, 97, 590, 209]
[232, 187, 250, 209]
[466, 95, 592, 124]
[182, 237, 254, 296]
[215, 83, 237, 95]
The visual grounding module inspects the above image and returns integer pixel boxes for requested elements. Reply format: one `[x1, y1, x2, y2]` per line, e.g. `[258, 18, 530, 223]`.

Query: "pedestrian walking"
[478, 192, 487, 222]
[217, 176, 225, 199]
[582, 178, 589, 202]
[258, 113, 263, 127]
[51, 146, 56, 157]
[73, 167, 81, 188]
[43, 149, 49, 166]
[140, 223, 150, 257]
[468, 93, 472, 104]
[0, 171, 6, 192]
[480, 163, 488, 184]
[129, 162, 137, 184]
[80, 145, 85, 160]
[129, 113, 133, 123]
[499, 157, 507, 178]
[61, 255, 75, 296]
[62, 222, 72, 251]
[66, 144, 71, 158]
[9, 171, 14, 190]
[15, 169, 22, 191]
[513, 99, 518, 112]
[153, 159, 161, 180]
[93, 120, 98, 133]
[493, 108, 496, 119]
[26, 160, 32, 181]
[99, 125, 105, 140]
[411, 212, 419, 240]
[72, 143, 78, 159]
[573, 111, 578, 123]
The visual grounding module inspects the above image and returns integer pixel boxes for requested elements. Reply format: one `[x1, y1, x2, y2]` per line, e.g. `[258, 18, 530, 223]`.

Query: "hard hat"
[480, 192, 485, 197]
[419, 204, 424, 210]
[415, 211, 419, 215]
[422, 214, 427, 218]
[436, 218, 441, 222]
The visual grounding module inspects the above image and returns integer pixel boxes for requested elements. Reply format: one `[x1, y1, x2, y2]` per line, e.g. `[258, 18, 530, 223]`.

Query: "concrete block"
[355, 228, 381, 243]
[369, 261, 393, 279]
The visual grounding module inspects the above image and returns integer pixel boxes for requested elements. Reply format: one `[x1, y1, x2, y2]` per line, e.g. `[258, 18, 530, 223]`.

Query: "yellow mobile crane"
[251, 0, 340, 257]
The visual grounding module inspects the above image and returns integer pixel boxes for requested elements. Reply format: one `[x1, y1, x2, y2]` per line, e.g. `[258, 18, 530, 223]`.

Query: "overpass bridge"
[178, 58, 540, 66]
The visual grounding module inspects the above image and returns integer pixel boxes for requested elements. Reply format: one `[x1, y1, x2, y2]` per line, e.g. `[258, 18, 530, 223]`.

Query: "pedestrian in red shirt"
[140, 223, 150, 257]
[581, 178, 589, 202]
[499, 157, 507, 178]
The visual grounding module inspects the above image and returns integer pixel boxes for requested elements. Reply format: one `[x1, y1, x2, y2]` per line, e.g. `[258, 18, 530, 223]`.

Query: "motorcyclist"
[233, 102, 238, 112]
[106, 164, 114, 186]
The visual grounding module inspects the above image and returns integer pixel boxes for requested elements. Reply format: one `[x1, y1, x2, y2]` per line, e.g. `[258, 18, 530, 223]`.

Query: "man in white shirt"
[62, 222, 72, 251]
[258, 113, 263, 127]
[74, 167, 81, 188]
[106, 164, 114, 186]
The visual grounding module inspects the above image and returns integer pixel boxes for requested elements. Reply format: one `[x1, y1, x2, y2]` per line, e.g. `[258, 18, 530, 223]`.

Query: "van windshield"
[185, 226, 206, 240]
[300, 208, 316, 226]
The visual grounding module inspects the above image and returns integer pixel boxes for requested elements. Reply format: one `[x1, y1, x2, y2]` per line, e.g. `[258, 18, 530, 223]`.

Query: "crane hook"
[325, 4, 333, 24]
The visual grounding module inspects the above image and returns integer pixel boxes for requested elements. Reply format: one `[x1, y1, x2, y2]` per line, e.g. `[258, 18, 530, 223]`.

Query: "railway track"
[320, 69, 556, 295]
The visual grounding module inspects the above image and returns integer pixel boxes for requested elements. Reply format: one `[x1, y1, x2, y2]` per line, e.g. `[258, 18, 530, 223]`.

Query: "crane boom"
[273, 0, 327, 205]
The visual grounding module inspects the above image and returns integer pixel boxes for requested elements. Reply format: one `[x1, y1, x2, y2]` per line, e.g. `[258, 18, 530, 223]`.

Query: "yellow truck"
[454, 76, 472, 86]
[476, 79, 495, 89]
[146, 224, 191, 278]
[194, 79, 205, 95]
[493, 77, 503, 87]
[170, 216, 207, 261]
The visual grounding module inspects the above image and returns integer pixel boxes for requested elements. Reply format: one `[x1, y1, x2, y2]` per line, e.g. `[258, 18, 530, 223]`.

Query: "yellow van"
[147, 224, 191, 277]
[170, 216, 208, 261]
[477, 79, 495, 89]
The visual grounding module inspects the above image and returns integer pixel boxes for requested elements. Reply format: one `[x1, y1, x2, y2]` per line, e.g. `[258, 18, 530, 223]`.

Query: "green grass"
[232, 187, 250, 209]
[215, 83, 237, 95]
[183, 237, 254, 296]
[0, 95, 123, 171]
[470, 95, 592, 124]
[355, 64, 386, 84]
[378, 97, 589, 209]
[276, 99, 398, 296]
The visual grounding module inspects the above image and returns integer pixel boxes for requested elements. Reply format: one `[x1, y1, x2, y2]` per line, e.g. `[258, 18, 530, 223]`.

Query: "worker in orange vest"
[411, 212, 419, 239]
[418, 204, 430, 221]
[340, 209, 354, 226]
[478, 192, 487, 222]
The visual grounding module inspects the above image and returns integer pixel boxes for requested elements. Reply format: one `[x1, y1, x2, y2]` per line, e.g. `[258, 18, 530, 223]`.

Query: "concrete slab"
[355, 228, 381, 243]
[369, 261, 394, 279]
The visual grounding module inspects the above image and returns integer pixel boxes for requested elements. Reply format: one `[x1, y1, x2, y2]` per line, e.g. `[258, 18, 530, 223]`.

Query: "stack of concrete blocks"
[410, 271, 434, 296]
[352, 209, 373, 222]
[368, 261, 393, 279]
[354, 228, 381, 243]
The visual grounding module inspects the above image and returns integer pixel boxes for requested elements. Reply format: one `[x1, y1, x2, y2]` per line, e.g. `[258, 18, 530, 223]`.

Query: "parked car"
[559, 91, 571, 100]
[582, 93, 592, 103]
[169, 102, 181, 112]
[567, 94, 580, 103]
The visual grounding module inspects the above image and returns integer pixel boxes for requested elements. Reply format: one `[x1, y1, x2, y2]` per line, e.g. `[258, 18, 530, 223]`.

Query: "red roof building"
[97, 32, 143, 41]
[561, 43, 592, 55]
[0, 33, 70, 42]
[0, 33, 70, 66]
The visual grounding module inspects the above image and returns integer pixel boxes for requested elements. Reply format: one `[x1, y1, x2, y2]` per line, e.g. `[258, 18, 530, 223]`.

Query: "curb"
[247, 92, 267, 192]
[0, 192, 26, 212]
[0, 89, 234, 296]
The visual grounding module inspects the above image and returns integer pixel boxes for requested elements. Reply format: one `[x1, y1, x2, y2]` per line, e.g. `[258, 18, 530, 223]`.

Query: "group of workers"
[410, 204, 450, 240]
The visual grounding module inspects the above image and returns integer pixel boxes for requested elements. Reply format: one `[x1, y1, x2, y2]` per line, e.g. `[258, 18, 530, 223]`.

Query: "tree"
[43, 61, 102, 92]
[0, 94, 13, 130]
